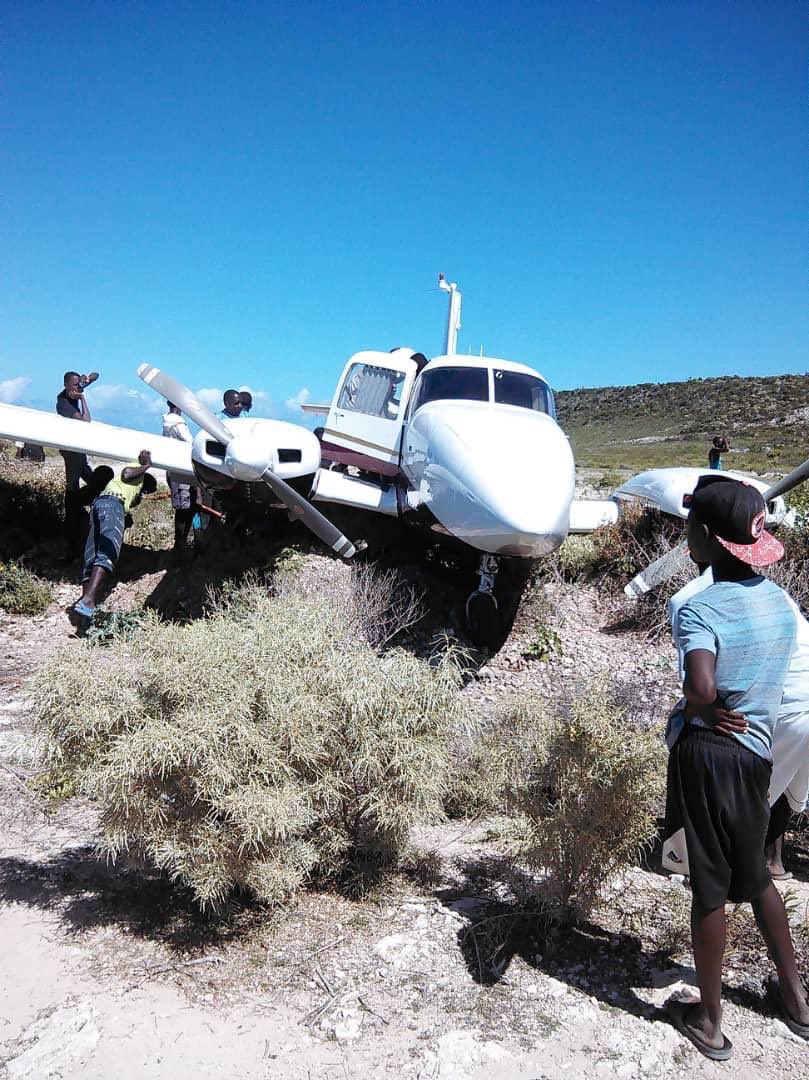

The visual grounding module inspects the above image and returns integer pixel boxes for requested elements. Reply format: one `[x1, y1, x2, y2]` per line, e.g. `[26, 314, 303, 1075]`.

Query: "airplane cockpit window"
[493, 369, 554, 416]
[411, 367, 489, 412]
[338, 363, 404, 418]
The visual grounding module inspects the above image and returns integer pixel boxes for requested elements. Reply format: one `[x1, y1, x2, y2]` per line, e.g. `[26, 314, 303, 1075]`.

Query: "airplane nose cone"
[224, 429, 273, 481]
[413, 403, 575, 555]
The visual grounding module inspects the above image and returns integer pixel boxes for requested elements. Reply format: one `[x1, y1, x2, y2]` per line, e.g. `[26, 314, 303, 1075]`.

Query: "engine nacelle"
[191, 418, 321, 487]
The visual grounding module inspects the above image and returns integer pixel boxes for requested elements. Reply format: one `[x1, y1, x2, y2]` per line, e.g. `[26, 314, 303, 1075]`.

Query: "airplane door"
[322, 351, 417, 476]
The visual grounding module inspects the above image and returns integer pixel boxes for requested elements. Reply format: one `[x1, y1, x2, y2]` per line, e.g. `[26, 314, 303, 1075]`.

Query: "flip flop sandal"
[770, 870, 793, 881]
[667, 1002, 733, 1061]
[767, 977, 809, 1039]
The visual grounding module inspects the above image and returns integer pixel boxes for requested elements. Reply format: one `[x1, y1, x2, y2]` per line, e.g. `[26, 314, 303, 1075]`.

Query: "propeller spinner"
[137, 363, 356, 559]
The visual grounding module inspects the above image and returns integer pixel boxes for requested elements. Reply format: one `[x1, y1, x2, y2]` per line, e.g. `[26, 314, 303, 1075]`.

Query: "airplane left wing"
[0, 404, 195, 480]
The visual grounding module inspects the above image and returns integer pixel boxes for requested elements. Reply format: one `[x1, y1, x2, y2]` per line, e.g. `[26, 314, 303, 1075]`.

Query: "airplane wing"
[0, 403, 195, 480]
[300, 403, 330, 416]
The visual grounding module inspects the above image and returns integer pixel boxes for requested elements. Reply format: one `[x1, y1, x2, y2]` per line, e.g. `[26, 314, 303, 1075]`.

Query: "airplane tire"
[465, 591, 500, 649]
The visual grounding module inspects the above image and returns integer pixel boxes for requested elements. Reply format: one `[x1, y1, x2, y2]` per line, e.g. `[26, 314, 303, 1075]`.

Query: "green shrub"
[32, 576, 469, 909]
[0, 561, 53, 615]
[521, 625, 562, 661]
[555, 535, 600, 580]
[504, 688, 665, 923]
[83, 606, 154, 646]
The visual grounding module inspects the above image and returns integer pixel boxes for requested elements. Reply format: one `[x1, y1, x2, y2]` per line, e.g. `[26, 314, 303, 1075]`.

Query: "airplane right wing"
[0, 403, 195, 481]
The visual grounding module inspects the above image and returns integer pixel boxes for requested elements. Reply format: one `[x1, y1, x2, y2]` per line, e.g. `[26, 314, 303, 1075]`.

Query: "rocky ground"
[0, 465, 808, 1078]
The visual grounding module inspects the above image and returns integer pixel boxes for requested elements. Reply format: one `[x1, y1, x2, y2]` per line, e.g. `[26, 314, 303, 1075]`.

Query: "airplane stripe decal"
[322, 428, 397, 457]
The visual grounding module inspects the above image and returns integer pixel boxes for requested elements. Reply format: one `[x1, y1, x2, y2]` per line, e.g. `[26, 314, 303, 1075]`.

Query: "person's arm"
[683, 649, 716, 706]
[683, 650, 748, 736]
[77, 394, 91, 422]
[122, 449, 152, 482]
[677, 600, 748, 737]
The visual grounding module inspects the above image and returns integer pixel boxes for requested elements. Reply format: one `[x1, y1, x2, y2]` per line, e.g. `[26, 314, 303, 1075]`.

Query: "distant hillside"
[555, 373, 809, 473]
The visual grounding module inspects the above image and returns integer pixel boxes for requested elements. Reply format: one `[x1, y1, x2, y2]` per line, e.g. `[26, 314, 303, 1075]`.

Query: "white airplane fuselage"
[400, 399, 574, 556]
[314, 352, 576, 558]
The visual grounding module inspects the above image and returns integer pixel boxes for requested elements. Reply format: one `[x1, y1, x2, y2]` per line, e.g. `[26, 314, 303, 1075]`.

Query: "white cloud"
[87, 383, 164, 414]
[195, 387, 223, 410]
[285, 387, 311, 412]
[0, 376, 31, 404]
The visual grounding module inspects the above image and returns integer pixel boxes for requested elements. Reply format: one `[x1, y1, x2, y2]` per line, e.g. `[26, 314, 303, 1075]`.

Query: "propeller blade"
[137, 363, 233, 446]
[763, 454, 809, 503]
[261, 468, 356, 559]
[624, 452, 809, 598]
[624, 541, 690, 598]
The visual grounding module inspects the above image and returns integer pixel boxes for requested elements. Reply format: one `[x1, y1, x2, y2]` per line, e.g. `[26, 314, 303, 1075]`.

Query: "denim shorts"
[82, 495, 125, 579]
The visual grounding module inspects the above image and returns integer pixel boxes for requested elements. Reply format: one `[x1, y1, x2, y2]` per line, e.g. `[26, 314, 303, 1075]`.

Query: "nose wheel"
[465, 555, 501, 647]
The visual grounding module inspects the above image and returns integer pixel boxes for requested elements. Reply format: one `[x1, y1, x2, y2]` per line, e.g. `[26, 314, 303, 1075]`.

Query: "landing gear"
[465, 554, 501, 648]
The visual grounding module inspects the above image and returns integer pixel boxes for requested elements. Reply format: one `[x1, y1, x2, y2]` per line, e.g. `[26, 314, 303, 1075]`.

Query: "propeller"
[624, 454, 809, 598]
[137, 363, 356, 559]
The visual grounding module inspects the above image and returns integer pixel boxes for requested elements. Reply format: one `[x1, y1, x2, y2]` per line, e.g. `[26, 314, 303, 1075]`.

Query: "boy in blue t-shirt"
[665, 476, 809, 1060]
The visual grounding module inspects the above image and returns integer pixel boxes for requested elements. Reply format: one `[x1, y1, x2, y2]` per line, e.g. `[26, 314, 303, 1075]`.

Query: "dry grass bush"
[446, 685, 666, 924]
[497, 688, 664, 923]
[0, 561, 53, 615]
[32, 573, 469, 909]
[348, 563, 425, 647]
[0, 461, 64, 558]
[127, 491, 174, 551]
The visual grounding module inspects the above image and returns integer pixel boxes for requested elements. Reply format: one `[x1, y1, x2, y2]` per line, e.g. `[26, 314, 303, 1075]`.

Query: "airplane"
[0, 275, 804, 644]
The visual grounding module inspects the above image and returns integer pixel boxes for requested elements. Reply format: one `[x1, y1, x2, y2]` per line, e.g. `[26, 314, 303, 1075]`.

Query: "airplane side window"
[338, 363, 403, 418]
[493, 370, 551, 415]
[412, 367, 489, 412]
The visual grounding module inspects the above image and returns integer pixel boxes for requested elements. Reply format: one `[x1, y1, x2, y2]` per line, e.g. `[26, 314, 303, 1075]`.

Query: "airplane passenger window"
[411, 367, 489, 412]
[338, 363, 403, 418]
[493, 370, 553, 415]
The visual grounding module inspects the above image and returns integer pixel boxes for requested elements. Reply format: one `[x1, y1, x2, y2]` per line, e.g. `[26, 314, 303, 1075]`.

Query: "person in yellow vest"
[70, 450, 156, 623]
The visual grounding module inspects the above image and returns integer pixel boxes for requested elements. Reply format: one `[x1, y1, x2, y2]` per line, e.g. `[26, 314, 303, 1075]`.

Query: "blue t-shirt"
[674, 577, 795, 761]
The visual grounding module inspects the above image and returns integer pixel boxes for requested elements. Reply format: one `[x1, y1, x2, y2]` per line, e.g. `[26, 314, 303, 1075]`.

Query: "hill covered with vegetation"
[556, 372, 809, 473]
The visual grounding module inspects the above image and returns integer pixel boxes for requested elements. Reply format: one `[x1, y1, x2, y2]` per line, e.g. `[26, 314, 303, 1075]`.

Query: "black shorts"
[665, 727, 772, 911]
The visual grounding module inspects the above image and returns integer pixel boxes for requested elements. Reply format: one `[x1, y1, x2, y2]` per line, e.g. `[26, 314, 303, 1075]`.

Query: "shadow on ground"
[0, 848, 264, 952]
[436, 853, 782, 1029]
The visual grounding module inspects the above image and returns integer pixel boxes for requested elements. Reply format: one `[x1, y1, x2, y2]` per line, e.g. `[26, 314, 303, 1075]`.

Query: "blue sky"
[2, 2, 805, 430]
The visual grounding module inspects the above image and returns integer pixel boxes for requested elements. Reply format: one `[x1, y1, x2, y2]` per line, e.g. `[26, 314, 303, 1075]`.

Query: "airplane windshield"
[493, 369, 554, 416]
[411, 367, 489, 411]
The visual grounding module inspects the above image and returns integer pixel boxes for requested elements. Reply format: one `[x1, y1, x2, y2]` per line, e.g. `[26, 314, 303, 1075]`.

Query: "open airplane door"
[320, 349, 418, 477]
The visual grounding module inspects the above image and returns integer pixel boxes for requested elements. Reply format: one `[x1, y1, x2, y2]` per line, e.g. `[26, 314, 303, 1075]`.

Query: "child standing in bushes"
[664, 475, 809, 1060]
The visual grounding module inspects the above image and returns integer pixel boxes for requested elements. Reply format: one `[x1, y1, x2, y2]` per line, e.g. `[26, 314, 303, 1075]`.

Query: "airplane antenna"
[437, 272, 462, 355]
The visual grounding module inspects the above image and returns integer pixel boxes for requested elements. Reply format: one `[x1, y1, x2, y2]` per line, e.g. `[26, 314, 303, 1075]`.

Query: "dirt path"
[1, 567, 808, 1078]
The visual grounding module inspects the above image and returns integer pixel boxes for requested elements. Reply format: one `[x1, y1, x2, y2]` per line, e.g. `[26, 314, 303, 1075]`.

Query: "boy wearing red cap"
[665, 476, 809, 1059]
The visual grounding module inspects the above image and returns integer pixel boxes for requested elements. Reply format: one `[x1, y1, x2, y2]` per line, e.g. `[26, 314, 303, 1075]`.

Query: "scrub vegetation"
[447, 689, 666, 923]
[0, 561, 53, 615]
[32, 573, 469, 909]
[504, 691, 666, 922]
